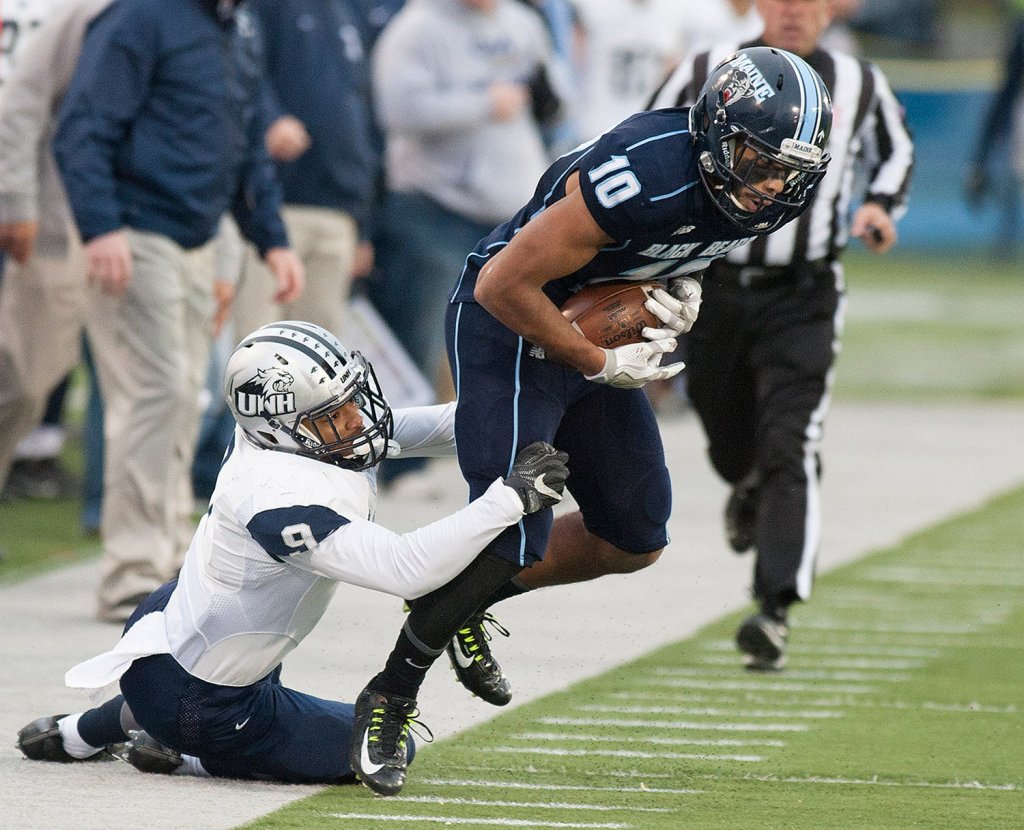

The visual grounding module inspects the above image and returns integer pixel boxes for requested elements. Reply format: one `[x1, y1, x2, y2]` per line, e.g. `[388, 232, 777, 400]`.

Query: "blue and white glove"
[642, 277, 703, 340]
[585, 338, 684, 389]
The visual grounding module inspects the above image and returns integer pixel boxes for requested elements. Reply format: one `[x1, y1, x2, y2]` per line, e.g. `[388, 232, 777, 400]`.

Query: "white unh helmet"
[224, 320, 393, 470]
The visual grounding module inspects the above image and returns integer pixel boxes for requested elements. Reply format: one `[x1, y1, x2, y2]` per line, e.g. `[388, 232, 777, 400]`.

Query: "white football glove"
[642, 277, 703, 340]
[585, 338, 685, 389]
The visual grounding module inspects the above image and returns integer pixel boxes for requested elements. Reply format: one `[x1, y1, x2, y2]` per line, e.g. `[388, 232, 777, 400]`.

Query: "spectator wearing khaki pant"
[53, 0, 304, 622]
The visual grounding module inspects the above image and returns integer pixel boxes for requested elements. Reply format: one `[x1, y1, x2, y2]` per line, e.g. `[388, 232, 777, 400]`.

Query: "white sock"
[57, 714, 104, 759]
[175, 754, 210, 777]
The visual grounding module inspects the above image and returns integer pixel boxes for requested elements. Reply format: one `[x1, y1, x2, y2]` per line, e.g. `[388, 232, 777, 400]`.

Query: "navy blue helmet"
[690, 46, 832, 234]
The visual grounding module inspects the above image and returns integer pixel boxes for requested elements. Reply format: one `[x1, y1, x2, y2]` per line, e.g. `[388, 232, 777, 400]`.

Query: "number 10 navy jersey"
[450, 107, 756, 308]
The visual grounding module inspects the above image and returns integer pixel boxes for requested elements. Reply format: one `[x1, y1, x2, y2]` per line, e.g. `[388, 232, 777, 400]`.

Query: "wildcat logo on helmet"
[724, 53, 777, 104]
[234, 367, 296, 417]
[718, 67, 755, 108]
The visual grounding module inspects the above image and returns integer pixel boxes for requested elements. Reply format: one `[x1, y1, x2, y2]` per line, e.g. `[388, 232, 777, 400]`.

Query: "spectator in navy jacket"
[232, 0, 381, 340]
[53, 0, 305, 623]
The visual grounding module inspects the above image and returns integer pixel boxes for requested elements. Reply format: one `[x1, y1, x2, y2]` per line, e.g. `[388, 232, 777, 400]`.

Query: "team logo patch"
[234, 367, 296, 417]
[718, 67, 755, 107]
[721, 53, 777, 104]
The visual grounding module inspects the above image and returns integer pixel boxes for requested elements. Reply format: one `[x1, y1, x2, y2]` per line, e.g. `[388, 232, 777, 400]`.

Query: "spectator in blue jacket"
[232, 0, 381, 340]
[53, 0, 305, 624]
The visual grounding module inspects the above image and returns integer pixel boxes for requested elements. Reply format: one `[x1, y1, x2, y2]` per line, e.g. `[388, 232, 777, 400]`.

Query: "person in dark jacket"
[53, 0, 305, 623]
[233, 0, 382, 339]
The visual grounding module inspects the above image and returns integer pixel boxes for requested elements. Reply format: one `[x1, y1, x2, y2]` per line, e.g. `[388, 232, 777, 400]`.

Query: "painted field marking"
[605, 691, 1017, 714]
[797, 619, 978, 635]
[700, 640, 942, 658]
[512, 731, 786, 747]
[696, 654, 924, 670]
[538, 715, 809, 732]
[326, 815, 631, 828]
[388, 796, 673, 813]
[418, 778, 702, 795]
[638, 678, 877, 693]
[575, 704, 843, 719]
[860, 566, 1024, 587]
[494, 746, 764, 762]
[649, 666, 909, 682]
[441, 764, 686, 783]
[693, 773, 1019, 791]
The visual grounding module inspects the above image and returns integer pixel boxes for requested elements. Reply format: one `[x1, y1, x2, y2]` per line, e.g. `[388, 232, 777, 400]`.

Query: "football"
[560, 281, 660, 349]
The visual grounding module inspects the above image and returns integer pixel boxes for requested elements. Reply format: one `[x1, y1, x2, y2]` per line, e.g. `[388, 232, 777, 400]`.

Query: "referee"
[647, 0, 914, 670]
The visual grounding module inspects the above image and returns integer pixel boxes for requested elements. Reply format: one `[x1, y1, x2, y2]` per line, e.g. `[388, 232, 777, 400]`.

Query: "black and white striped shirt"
[647, 41, 914, 266]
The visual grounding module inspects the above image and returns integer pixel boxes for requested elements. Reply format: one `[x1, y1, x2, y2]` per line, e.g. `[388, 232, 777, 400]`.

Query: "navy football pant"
[113, 581, 408, 783]
[446, 301, 672, 567]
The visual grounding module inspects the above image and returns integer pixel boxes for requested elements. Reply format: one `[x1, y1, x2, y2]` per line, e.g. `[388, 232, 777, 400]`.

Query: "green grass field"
[836, 251, 1024, 400]
[0, 250, 1021, 828]
[243, 486, 1024, 830]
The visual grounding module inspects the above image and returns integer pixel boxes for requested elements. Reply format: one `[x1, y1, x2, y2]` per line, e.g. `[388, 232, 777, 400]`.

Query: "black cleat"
[125, 731, 182, 774]
[17, 715, 80, 762]
[736, 613, 788, 671]
[446, 611, 513, 707]
[350, 687, 426, 796]
[724, 482, 759, 553]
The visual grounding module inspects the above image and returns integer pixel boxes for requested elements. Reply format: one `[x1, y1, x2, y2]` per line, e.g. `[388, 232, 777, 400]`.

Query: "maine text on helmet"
[733, 54, 776, 102]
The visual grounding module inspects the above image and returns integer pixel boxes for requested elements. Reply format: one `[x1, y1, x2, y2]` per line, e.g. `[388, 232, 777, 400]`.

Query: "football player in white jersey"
[15, 320, 568, 785]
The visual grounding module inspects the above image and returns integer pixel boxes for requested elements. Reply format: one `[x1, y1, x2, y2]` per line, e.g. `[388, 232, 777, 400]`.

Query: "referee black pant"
[686, 259, 844, 609]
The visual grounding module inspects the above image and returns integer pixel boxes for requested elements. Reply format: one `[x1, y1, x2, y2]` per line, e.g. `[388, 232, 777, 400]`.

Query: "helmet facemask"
[292, 354, 394, 471]
[700, 128, 829, 233]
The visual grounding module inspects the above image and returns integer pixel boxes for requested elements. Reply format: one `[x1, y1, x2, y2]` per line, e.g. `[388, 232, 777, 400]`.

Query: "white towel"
[65, 612, 172, 700]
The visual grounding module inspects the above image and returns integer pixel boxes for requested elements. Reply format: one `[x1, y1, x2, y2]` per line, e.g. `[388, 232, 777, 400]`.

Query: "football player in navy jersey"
[351, 46, 832, 796]
[15, 321, 568, 787]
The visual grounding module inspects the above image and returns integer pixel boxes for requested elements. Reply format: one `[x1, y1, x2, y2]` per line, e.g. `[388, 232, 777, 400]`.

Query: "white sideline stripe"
[650, 666, 910, 682]
[702, 774, 1018, 792]
[821, 593, 1010, 612]
[641, 678, 877, 693]
[389, 796, 673, 813]
[799, 619, 978, 635]
[861, 567, 1024, 587]
[821, 594, 946, 610]
[576, 704, 842, 719]
[608, 691, 1018, 714]
[513, 731, 786, 747]
[419, 778, 702, 795]
[495, 746, 763, 762]
[444, 764, 681, 782]
[539, 716, 808, 732]
[698, 654, 924, 670]
[326, 815, 630, 828]
[700, 641, 942, 658]
[829, 699, 1019, 715]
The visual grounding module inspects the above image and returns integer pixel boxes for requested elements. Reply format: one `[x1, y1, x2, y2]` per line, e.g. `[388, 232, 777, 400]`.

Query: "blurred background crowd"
[0, 0, 1020, 621]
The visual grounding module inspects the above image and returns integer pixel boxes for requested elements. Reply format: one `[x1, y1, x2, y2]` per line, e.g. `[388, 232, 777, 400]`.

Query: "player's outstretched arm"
[293, 443, 569, 599]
